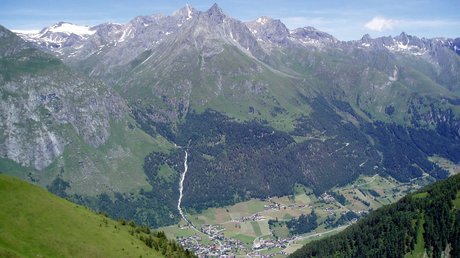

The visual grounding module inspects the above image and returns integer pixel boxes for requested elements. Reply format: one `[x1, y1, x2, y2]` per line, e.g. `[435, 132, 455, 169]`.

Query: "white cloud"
[364, 16, 460, 33]
[365, 16, 399, 31]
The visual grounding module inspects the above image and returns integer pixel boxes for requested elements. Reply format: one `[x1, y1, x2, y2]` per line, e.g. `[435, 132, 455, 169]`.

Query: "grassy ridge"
[0, 174, 162, 258]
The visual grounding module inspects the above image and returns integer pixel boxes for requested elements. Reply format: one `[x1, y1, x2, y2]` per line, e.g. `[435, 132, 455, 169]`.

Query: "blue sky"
[1, 0, 459, 40]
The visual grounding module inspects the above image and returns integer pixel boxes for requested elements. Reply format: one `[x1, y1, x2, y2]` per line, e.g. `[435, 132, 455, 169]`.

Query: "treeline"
[176, 99, 454, 212]
[290, 174, 460, 258]
[325, 211, 360, 229]
[268, 211, 318, 236]
[77, 97, 457, 227]
[72, 151, 185, 228]
[286, 211, 318, 235]
[117, 218, 196, 258]
[127, 98, 457, 215]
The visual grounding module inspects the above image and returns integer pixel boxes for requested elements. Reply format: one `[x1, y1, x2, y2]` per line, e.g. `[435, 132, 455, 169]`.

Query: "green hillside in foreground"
[290, 174, 460, 258]
[0, 174, 193, 258]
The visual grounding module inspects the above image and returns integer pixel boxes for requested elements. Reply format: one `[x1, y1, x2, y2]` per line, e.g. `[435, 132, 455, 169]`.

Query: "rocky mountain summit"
[17, 5, 460, 59]
[17, 4, 460, 100]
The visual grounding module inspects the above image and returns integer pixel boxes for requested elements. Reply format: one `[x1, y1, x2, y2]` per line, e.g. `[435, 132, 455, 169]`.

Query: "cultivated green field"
[429, 156, 460, 176]
[162, 174, 434, 257]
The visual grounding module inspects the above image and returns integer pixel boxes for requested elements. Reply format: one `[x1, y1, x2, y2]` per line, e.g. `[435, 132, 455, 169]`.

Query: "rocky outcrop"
[408, 96, 460, 139]
[0, 72, 126, 170]
[0, 26, 127, 170]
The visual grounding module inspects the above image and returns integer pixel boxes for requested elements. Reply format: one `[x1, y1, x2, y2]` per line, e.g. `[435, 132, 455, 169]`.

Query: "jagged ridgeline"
[289, 174, 460, 258]
[1, 3, 460, 229]
[0, 174, 195, 258]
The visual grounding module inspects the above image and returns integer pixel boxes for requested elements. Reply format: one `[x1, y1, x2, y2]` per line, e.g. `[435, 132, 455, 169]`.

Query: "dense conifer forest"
[290, 174, 460, 258]
[73, 98, 459, 228]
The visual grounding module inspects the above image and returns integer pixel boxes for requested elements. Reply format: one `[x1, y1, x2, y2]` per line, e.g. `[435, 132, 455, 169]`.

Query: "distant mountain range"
[2, 4, 460, 228]
[15, 7, 460, 61]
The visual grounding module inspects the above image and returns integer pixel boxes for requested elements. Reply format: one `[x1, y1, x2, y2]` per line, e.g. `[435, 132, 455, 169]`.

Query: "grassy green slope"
[42, 117, 174, 195]
[115, 41, 313, 133]
[0, 174, 162, 258]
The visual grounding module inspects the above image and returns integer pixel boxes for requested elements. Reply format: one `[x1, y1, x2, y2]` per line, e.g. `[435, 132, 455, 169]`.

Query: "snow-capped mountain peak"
[256, 16, 271, 25]
[40, 22, 96, 36]
[14, 22, 96, 55]
[173, 4, 196, 20]
[183, 4, 194, 20]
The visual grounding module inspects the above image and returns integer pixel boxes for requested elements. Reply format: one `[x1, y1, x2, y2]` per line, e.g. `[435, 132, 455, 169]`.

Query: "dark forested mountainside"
[290, 174, 460, 258]
[82, 97, 459, 228]
[134, 98, 455, 217]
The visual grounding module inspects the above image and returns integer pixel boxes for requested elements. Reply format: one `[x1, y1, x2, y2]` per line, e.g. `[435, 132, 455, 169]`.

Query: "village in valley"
[162, 174, 433, 257]
[176, 212, 298, 257]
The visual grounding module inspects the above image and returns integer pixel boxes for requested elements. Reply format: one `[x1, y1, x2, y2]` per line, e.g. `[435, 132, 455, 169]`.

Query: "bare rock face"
[246, 16, 290, 45]
[0, 97, 65, 170]
[0, 84, 65, 170]
[0, 72, 126, 170]
[0, 26, 127, 170]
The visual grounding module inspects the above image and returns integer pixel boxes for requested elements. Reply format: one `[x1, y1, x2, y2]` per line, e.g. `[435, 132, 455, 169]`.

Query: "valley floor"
[161, 173, 436, 257]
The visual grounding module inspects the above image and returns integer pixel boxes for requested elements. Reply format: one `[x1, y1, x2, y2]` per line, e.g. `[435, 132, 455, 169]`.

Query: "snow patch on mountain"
[44, 22, 96, 36]
[256, 17, 270, 25]
[118, 27, 133, 43]
[186, 4, 193, 20]
[384, 38, 428, 56]
[13, 22, 97, 55]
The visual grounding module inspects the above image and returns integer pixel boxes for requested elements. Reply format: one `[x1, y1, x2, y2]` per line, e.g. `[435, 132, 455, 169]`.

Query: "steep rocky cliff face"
[407, 96, 460, 139]
[0, 26, 126, 170]
[0, 73, 126, 169]
[1, 26, 170, 200]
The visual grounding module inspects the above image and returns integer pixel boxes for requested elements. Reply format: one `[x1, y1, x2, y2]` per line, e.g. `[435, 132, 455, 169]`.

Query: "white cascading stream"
[177, 150, 188, 222]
